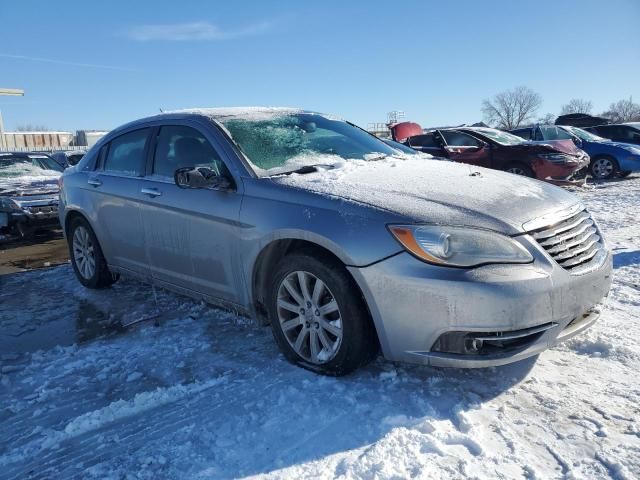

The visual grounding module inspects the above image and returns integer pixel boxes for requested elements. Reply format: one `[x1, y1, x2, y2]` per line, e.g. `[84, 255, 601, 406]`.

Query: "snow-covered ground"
[1, 178, 639, 480]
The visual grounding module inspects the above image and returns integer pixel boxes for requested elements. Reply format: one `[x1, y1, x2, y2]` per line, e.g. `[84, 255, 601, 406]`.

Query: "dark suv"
[585, 123, 640, 146]
[403, 127, 588, 184]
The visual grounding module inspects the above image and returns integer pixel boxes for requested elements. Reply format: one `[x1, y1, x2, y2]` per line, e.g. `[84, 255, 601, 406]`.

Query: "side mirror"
[174, 166, 232, 190]
[572, 137, 583, 147]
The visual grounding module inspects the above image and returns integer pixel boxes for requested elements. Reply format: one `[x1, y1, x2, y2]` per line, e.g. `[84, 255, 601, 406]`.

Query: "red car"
[395, 125, 589, 184]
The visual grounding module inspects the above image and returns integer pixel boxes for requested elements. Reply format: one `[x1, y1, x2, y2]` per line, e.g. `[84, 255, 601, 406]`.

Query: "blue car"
[510, 125, 640, 179]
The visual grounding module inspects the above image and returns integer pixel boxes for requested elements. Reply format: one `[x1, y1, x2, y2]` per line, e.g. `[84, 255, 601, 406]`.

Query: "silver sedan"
[59, 108, 612, 375]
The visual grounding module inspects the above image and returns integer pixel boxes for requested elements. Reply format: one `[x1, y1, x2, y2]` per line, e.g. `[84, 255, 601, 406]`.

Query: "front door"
[439, 130, 492, 168]
[139, 124, 244, 304]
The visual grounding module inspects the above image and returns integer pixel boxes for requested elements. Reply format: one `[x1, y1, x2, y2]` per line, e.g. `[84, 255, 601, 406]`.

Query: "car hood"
[530, 139, 584, 156]
[602, 141, 639, 151]
[0, 176, 59, 199]
[274, 158, 580, 235]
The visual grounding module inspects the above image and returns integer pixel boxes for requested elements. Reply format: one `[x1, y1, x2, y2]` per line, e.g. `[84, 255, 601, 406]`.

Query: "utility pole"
[0, 88, 25, 149]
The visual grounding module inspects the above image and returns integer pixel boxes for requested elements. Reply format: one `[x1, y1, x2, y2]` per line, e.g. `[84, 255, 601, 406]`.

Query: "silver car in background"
[59, 108, 612, 375]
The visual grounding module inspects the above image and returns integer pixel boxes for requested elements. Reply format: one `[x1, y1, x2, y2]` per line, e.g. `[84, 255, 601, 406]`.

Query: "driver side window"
[152, 126, 226, 178]
[441, 131, 482, 147]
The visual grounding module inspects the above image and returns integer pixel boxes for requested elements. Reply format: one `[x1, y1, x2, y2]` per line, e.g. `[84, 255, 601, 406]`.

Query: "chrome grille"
[530, 208, 604, 271]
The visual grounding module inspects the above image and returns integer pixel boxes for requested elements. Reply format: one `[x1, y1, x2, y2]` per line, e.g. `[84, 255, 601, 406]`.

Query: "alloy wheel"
[276, 271, 343, 364]
[592, 158, 614, 179]
[72, 225, 96, 280]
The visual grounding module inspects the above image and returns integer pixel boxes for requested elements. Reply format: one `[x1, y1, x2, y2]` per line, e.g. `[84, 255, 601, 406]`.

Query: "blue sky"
[1, 0, 638, 131]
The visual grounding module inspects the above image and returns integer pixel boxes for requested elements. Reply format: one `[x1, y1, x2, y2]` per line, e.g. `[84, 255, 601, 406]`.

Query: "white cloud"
[128, 20, 276, 41]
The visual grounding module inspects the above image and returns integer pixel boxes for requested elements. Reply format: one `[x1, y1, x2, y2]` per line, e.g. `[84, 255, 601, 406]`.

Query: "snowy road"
[1, 178, 639, 479]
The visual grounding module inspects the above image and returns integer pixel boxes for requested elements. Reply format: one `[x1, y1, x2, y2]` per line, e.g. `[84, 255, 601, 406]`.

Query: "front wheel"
[505, 163, 534, 178]
[590, 156, 619, 180]
[68, 217, 118, 289]
[268, 252, 378, 376]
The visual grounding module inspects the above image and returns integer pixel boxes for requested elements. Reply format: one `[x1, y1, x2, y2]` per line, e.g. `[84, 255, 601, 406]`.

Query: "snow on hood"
[0, 172, 60, 197]
[273, 157, 580, 234]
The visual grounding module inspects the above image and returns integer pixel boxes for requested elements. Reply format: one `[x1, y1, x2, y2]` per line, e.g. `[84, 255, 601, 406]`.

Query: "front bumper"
[534, 157, 590, 185]
[348, 236, 612, 368]
[0, 203, 60, 233]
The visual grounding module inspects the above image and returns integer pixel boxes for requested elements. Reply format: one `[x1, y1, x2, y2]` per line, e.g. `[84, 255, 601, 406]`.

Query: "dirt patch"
[0, 230, 69, 275]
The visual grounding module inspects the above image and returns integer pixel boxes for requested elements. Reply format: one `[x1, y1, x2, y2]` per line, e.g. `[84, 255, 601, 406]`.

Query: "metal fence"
[0, 145, 88, 153]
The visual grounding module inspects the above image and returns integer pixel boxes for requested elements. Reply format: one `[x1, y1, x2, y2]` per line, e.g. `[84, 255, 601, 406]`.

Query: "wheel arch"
[250, 238, 381, 352]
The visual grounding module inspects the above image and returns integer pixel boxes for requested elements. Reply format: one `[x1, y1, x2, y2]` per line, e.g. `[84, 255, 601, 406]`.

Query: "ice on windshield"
[565, 126, 606, 142]
[219, 113, 402, 176]
[0, 158, 62, 179]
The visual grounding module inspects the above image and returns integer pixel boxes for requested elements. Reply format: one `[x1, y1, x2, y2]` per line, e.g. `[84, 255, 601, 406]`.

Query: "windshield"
[0, 155, 64, 178]
[471, 128, 525, 145]
[219, 113, 399, 176]
[564, 126, 606, 142]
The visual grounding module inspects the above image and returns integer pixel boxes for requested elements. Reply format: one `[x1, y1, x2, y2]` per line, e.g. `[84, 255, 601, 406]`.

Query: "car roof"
[103, 107, 318, 142]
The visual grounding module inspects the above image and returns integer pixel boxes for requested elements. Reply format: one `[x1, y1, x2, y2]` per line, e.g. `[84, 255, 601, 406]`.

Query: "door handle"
[87, 177, 102, 187]
[141, 187, 162, 197]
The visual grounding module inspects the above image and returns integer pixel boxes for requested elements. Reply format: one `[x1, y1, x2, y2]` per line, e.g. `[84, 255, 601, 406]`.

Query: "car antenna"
[159, 107, 164, 113]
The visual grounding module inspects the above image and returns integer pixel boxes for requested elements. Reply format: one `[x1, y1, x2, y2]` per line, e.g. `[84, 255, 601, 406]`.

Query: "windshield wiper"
[275, 163, 337, 176]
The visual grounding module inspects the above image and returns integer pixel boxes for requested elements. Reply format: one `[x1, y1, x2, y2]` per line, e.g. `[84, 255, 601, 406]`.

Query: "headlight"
[0, 197, 22, 212]
[539, 153, 573, 164]
[389, 225, 533, 267]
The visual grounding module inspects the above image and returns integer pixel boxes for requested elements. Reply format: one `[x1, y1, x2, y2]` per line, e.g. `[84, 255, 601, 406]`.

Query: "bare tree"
[482, 86, 542, 130]
[560, 99, 593, 115]
[601, 97, 640, 123]
[536, 113, 556, 125]
[15, 124, 49, 132]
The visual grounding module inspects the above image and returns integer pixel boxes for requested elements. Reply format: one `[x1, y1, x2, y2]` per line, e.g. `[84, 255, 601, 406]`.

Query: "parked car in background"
[554, 113, 610, 128]
[382, 138, 421, 155]
[49, 150, 87, 168]
[0, 152, 63, 237]
[510, 125, 640, 179]
[59, 108, 611, 375]
[585, 123, 640, 146]
[400, 126, 588, 184]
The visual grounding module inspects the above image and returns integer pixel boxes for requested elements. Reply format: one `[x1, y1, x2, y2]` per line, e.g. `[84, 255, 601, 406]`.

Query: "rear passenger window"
[152, 125, 226, 178]
[104, 129, 150, 176]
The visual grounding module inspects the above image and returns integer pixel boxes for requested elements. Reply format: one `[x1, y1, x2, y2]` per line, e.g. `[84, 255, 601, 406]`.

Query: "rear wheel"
[505, 163, 534, 178]
[590, 156, 619, 180]
[268, 251, 377, 376]
[68, 217, 118, 289]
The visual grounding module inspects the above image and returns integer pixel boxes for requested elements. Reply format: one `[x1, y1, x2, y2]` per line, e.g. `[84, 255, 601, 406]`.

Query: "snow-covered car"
[49, 150, 87, 168]
[0, 152, 63, 238]
[58, 108, 612, 375]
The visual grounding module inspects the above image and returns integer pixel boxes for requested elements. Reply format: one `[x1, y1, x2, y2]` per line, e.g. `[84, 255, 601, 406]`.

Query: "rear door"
[139, 123, 244, 304]
[439, 130, 491, 168]
[85, 128, 151, 276]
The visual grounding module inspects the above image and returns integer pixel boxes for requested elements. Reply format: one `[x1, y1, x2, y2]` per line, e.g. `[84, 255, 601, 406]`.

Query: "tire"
[267, 251, 378, 376]
[590, 156, 619, 180]
[504, 163, 534, 178]
[619, 170, 632, 178]
[67, 216, 118, 289]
